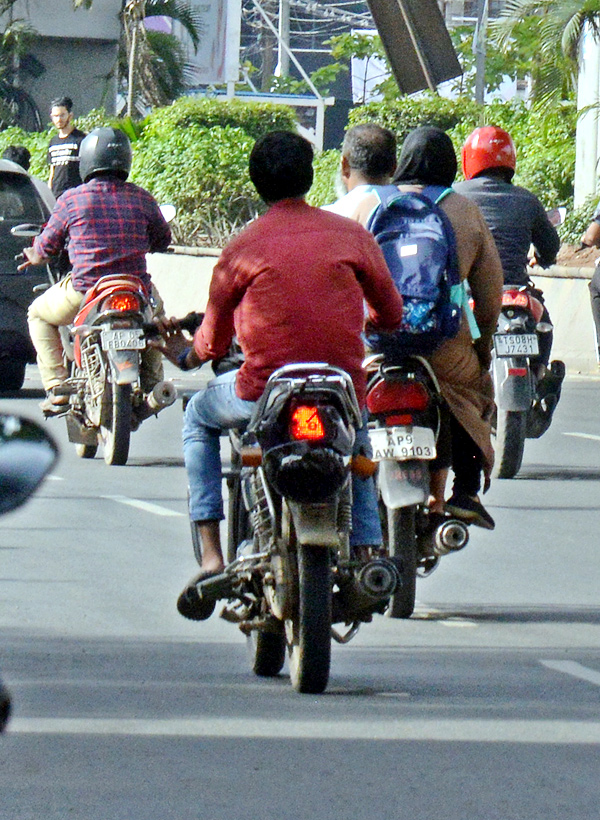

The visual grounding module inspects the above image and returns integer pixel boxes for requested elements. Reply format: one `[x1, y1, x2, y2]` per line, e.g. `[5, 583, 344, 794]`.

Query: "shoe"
[176, 570, 219, 621]
[445, 494, 495, 530]
[39, 386, 69, 416]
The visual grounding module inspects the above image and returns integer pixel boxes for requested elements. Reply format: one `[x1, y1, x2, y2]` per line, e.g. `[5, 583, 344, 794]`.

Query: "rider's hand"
[17, 246, 44, 271]
[148, 316, 203, 369]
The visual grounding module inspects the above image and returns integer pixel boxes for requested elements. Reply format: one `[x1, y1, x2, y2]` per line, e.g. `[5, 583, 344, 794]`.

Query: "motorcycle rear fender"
[286, 500, 341, 548]
[378, 458, 429, 509]
[106, 349, 140, 385]
[492, 357, 534, 411]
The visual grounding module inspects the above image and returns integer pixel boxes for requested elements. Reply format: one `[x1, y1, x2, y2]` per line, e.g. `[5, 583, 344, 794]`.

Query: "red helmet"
[461, 126, 516, 180]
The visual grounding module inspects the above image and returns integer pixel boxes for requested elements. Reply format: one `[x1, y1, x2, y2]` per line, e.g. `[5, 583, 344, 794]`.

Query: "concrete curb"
[147, 250, 600, 377]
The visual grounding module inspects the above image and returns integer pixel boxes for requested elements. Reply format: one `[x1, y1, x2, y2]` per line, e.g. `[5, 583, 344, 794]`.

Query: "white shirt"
[321, 184, 376, 219]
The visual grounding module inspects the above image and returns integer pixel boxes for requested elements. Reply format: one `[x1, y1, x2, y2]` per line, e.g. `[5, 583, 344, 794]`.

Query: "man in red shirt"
[156, 131, 403, 619]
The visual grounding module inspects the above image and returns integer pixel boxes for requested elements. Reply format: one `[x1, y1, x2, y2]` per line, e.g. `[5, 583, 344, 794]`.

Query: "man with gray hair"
[323, 122, 397, 218]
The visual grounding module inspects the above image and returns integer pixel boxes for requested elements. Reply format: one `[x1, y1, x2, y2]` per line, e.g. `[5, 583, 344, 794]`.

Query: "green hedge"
[0, 95, 579, 246]
[318, 95, 577, 212]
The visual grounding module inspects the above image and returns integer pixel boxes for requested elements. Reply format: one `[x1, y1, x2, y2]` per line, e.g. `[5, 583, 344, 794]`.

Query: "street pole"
[474, 0, 488, 106]
[275, 0, 290, 77]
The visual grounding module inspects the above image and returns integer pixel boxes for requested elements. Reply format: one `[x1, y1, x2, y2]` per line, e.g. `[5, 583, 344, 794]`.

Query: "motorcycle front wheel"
[75, 442, 98, 459]
[493, 410, 526, 479]
[384, 505, 417, 619]
[248, 626, 286, 678]
[100, 380, 132, 466]
[286, 544, 332, 694]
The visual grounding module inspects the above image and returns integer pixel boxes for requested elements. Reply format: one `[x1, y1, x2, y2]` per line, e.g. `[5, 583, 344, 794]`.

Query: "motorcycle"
[491, 284, 565, 478]
[186, 362, 402, 694]
[365, 353, 470, 618]
[11, 212, 179, 466]
[56, 273, 177, 465]
[0, 412, 58, 731]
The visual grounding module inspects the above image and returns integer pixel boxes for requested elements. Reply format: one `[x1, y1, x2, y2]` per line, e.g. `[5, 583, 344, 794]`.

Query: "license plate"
[368, 426, 436, 461]
[494, 333, 539, 356]
[100, 328, 146, 351]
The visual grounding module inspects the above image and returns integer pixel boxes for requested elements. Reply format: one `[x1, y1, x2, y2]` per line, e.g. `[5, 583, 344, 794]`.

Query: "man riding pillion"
[18, 127, 171, 415]
[153, 131, 404, 621]
[454, 126, 565, 408]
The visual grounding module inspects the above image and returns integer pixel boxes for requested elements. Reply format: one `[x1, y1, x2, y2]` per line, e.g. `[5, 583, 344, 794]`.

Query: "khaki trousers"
[27, 275, 165, 392]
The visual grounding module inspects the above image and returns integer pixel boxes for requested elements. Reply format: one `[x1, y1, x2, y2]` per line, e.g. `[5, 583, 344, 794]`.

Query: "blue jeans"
[182, 370, 383, 547]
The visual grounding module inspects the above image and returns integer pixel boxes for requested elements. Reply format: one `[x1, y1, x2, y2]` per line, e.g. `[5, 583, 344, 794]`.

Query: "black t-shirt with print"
[47, 128, 86, 198]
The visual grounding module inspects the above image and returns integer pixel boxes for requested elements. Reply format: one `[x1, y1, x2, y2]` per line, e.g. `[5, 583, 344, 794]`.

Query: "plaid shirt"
[34, 177, 172, 292]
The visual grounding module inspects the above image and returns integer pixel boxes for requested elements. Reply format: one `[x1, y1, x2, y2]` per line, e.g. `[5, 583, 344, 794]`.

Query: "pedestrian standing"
[47, 96, 86, 199]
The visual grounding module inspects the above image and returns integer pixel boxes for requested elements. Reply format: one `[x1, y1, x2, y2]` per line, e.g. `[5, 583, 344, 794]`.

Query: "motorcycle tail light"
[102, 292, 141, 312]
[502, 290, 529, 308]
[289, 405, 326, 441]
[384, 413, 414, 426]
[508, 367, 528, 377]
[367, 380, 429, 414]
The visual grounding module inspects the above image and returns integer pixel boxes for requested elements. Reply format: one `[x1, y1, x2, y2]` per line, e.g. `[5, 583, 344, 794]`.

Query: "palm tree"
[491, 0, 600, 105]
[73, 0, 203, 116]
[0, 1, 42, 129]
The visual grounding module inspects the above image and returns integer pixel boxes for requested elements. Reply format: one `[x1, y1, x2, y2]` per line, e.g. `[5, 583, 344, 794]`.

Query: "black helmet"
[79, 127, 132, 183]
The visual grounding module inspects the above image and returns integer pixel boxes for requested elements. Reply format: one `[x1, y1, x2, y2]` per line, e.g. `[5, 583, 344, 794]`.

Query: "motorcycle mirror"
[10, 223, 43, 238]
[0, 414, 58, 515]
[546, 207, 566, 228]
[159, 204, 177, 223]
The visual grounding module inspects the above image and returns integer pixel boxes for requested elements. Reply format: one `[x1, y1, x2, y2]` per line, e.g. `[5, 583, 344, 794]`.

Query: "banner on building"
[186, 0, 242, 85]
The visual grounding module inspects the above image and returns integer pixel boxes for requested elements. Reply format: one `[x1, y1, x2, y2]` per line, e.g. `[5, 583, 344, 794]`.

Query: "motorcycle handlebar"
[143, 310, 204, 338]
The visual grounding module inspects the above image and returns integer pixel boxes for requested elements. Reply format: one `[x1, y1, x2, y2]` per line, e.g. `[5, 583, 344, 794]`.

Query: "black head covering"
[393, 126, 457, 187]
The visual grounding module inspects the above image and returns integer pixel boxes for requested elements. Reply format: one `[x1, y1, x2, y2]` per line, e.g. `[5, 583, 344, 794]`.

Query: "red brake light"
[502, 290, 529, 308]
[367, 380, 429, 414]
[102, 292, 141, 312]
[290, 405, 326, 441]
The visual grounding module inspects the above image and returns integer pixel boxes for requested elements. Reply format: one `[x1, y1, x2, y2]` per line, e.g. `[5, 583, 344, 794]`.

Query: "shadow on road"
[414, 605, 600, 625]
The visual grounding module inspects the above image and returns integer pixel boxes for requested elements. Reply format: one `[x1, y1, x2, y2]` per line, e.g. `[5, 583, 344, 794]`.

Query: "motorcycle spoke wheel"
[384, 504, 417, 619]
[493, 410, 526, 479]
[286, 544, 332, 694]
[248, 626, 286, 677]
[100, 381, 131, 466]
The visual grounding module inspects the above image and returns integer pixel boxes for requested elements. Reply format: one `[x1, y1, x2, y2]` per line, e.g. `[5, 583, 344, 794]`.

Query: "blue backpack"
[366, 184, 477, 357]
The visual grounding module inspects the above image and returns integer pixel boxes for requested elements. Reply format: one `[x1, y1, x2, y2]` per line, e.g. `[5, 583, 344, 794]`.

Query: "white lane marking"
[8, 717, 600, 743]
[439, 618, 477, 628]
[101, 494, 185, 517]
[563, 432, 600, 442]
[541, 660, 600, 687]
[46, 475, 64, 481]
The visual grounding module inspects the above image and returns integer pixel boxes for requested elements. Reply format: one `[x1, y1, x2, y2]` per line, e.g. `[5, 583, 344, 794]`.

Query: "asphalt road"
[0, 366, 599, 820]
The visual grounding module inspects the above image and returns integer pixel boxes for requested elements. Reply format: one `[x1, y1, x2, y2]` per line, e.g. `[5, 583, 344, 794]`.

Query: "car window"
[0, 172, 46, 222]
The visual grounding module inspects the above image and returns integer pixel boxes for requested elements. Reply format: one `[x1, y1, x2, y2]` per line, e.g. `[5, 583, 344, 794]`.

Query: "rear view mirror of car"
[0, 414, 58, 515]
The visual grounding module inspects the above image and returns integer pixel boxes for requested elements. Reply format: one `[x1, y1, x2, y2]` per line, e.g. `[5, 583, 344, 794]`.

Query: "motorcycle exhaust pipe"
[147, 380, 177, 412]
[356, 559, 399, 600]
[433, 519, 469, 556]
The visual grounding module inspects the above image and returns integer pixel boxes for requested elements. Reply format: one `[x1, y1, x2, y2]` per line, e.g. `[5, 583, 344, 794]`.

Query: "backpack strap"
[422, 185, 481, 340]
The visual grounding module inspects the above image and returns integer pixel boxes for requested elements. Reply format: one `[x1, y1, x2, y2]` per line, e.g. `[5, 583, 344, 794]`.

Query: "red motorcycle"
[58, 274, 177, 465]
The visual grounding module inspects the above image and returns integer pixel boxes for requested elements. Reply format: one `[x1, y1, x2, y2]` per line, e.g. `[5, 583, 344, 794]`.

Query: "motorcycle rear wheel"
[286, 544, 332, 694]
[100, 381, 131, 466]
[384, 505, 417, 619]
[493, 410, 526, 479]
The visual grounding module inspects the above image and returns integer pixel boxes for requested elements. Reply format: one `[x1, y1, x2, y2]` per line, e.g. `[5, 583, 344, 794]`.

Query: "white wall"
[2, 0, 121, 40]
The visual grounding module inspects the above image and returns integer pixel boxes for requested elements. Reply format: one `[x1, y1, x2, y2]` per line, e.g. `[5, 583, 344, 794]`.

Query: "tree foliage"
[491, 0, 600, 105]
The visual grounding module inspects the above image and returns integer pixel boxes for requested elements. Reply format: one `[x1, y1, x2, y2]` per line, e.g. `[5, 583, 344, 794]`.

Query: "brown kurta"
[353, 186, 504, 486]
